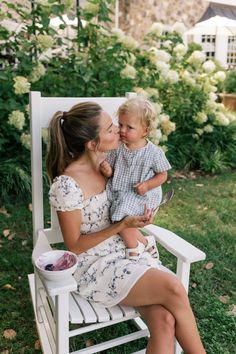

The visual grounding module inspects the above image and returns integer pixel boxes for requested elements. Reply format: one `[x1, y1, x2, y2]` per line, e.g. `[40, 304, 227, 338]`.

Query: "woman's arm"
[57, 207, 152, 254]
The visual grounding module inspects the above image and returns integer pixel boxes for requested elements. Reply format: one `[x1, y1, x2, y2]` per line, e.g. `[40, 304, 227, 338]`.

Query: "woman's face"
[97, 111, 120, 152]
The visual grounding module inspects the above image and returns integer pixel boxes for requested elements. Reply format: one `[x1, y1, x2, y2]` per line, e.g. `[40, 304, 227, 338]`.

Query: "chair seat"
[28, 273, 149, 354]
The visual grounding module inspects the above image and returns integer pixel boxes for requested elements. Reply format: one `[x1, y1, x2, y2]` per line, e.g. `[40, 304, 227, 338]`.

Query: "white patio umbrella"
[186, 15, 236, 36]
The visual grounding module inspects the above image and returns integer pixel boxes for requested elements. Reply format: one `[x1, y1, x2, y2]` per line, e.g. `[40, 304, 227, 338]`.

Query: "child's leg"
[120, 228, 147, 248]
[120, 228, 146, 259]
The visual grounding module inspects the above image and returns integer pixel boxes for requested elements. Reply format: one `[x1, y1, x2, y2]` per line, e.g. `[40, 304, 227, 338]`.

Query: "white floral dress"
[49, 175, 160, 307]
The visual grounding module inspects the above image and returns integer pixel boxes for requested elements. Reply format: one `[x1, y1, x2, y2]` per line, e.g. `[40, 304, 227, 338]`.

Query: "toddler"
[100, 97, 171, 260]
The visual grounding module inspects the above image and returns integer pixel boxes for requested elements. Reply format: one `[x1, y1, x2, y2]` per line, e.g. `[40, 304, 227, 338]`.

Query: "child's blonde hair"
[117, 96, 157, 134]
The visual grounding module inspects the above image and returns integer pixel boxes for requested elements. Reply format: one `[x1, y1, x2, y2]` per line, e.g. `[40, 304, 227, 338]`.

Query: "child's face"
[118, 113, 147, 145]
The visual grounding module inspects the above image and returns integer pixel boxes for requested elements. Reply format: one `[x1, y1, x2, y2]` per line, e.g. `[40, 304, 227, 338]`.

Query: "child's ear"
[86, 140, 97, 151]
[143, 126, 148, 137]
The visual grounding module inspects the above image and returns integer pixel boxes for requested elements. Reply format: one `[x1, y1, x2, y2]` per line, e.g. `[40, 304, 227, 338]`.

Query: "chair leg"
[55, 293, 70, 354]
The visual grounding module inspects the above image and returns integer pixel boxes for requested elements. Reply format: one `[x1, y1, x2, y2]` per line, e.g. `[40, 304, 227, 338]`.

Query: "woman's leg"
[137, 304, 175, 354]
[121, 269, 206, 354]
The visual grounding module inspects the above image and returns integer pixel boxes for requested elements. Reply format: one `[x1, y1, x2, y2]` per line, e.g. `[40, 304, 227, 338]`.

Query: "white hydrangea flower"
[147, 22, 163, 36]
[204, 124, 214, 133]
[162, 40, 172, 50]
[193, 112, 208, 124]
[8, 110, 25, 130]
[187, 50, 206, 65]
[173, 43, 187, 57]
[165, 70, 179, 83]
[30, 62, 46, 83]
[161, 120, 176, 135]
[214, 112, 230, 126]
[155, 61, 170, 75]
[160, 134, 168, 142]
[192, 133, 199, 140]
[25, 104, 30, 114]
[37, 34, 54, 51]
[202, 60, 216, 73]
[20, 133, 31, 150]
[182, 70, 196, 85]
[128, 53, 136, 65]
[119, 35, 139, 51]
[206, 99, 218, 112]
[204, 82, 217, 93]
[226, 112, 236, 122]
[213, 71, 226, 82]
[209, 92, 218, 101]
[133, 87, 149, 97]
[195, 128, 204, 136]
[153, 102, 163, 115]
[217, 103, 225, 111]
[160, 145, 168, 153]
[13, 76, 30, 95]
[171, 22, 186, 36]
[151, 128, 162, 142]
[145, 87, 159, 100]
[111, 28, 125, 40]
[84, 2, 99, 14]
[120, 64, 136, 79]
[155, 49, 171, 63]
[159, 113, 170, 122]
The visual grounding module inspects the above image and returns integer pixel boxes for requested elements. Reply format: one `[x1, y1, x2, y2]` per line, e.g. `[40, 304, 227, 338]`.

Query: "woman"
[46, 101, 206, 354]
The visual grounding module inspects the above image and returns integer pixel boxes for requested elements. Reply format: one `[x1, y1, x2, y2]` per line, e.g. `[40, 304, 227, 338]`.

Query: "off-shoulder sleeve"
[49, 175, 84, 211]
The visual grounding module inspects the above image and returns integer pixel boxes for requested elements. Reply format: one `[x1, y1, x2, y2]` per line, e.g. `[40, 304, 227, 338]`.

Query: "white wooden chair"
[28, 91, 206, 354]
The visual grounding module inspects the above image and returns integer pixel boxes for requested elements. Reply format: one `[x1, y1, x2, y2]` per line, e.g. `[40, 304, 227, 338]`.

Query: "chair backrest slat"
[30, 91, 136, 246]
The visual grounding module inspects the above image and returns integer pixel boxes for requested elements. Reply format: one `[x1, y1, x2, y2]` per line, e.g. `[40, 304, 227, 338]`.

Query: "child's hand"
[100, 160, 113, 178]
[134, 181, 148, 196]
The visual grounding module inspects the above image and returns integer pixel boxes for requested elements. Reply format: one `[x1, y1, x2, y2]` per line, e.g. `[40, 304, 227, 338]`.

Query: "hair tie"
[60, 111, 67, 127]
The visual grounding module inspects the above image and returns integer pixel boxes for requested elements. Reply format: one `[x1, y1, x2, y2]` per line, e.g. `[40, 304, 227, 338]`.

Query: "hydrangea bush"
[0, 0, 236, 200]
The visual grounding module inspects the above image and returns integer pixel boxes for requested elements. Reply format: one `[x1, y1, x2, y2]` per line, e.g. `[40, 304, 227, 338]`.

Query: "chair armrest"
[36, 269, 77, 297]
[143, 224, 206, 263]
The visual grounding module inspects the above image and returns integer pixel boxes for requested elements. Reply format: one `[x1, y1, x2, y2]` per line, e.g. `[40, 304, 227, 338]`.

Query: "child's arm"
[134, 171, 167, 196]
[100, 159, 113, 178]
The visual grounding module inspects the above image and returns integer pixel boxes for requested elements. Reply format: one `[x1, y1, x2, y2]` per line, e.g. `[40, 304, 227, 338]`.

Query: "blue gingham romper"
[106, 140, 171, 222]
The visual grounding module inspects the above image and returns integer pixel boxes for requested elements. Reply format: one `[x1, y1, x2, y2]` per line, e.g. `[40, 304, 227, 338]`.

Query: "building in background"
[185, 1, 236, 68]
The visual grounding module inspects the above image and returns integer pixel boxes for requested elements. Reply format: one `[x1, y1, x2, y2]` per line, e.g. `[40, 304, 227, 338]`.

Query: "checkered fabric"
[106, 140, 171, 221]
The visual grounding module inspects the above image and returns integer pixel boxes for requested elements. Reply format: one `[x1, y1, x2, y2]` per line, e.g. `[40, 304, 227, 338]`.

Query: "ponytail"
[46, 111, 72, 181]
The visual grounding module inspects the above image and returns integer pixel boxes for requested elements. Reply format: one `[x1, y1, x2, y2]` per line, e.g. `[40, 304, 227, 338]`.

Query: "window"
[201, 35, 216, 59]
[227, 36, 236, 69]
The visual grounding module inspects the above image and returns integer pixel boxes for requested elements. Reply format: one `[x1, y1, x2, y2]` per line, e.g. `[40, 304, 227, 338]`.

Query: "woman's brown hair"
[46, 101, 102, 181]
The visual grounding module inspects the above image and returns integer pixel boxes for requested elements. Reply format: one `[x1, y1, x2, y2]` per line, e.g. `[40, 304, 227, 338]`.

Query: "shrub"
[223, 70, 236, 94]
[0, 0, 236, 201]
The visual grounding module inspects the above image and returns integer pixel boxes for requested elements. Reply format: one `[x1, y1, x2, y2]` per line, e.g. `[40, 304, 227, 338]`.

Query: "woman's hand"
[123, 205, 154, 228]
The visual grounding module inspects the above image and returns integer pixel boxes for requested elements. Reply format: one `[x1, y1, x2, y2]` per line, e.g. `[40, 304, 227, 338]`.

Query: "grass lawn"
[0, 171, 235, 353]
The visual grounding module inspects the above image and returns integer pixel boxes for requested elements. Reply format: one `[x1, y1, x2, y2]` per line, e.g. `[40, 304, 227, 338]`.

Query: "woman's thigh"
[120, 268, 186, 308]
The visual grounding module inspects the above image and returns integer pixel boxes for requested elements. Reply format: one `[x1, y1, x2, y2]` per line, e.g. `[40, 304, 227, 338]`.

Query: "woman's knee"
[148, 305, 175, 334]
[156, 306, 175, 328]
[167, 277, 188, 304]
